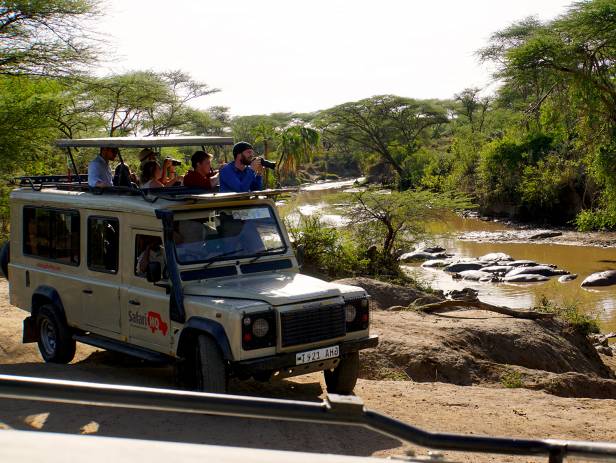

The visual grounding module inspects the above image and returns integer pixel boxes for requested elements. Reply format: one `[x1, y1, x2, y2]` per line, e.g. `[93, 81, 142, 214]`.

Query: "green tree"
[0, 0, 99, 77]
[317, 95, 448, 183]
[275, 125, 320, 177]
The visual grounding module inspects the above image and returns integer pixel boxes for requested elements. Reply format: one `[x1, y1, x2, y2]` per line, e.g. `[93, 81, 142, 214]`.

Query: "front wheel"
[195, 334, 227, 393]
[324, 351, 359, 395]
[36, 305, 76, 364]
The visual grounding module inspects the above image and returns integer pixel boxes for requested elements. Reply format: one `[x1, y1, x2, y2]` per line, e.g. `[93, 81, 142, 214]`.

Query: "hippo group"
[402, 248, 577, 284]
[401, 246, 616, 288]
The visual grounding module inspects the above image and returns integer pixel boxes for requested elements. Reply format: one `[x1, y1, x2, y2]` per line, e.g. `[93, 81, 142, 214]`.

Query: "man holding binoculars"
[219, 141, 274, 193]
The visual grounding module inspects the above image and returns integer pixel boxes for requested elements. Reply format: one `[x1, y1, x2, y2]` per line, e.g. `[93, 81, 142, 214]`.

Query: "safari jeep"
[2, 136, 378, 393]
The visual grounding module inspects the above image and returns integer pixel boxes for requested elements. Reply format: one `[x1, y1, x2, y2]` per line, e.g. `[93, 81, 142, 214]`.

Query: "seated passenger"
[88, 147, 118, 188]
[136, 236, 165, 276]
[140, 161, 165, 189]
[183, 151, 219, 190]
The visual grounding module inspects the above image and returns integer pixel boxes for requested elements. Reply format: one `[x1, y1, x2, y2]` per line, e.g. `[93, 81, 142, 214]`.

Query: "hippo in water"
[558, 274, 578, 283]
[478, 252, 513, 263]
[421, 259, 452, 268]
[506, 265, 568, 277]
[506, 260, 540, 267]
[482, 265, 514, 275]
[581, 270, 616, 287]
[455, 270, 498, 282]
[399, 251, 447, 262]
[504, 274, 550, 283]
[444, 261, 484, 273]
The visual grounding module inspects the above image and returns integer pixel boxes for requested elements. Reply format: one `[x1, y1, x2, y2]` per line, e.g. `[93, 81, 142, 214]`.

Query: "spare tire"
[0, 241, 9, 280]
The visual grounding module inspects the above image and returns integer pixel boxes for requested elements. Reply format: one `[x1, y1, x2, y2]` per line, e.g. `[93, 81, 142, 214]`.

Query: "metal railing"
[0, 374, 615, 462]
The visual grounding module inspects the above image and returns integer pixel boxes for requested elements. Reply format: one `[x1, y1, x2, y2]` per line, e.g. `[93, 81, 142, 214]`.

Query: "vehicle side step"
[73, 334, 172, 364]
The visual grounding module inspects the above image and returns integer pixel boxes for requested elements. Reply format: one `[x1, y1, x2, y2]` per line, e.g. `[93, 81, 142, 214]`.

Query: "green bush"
[500, 369, 523, 388]
[286, 215, 369, 279]
[534, 296, 600, 336]
[575, 209, 616, 231]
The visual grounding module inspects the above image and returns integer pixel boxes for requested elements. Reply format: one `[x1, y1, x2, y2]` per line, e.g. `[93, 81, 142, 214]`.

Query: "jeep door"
[82, 214, 122, 335]
[121, 229, 171, 353]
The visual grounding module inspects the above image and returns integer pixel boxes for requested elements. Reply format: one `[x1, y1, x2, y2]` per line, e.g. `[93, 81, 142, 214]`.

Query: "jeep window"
[87, 217, 119, 273]
[23, 206, 80, 265]
[174, 205, 285, 264]
[134, 235, 165, 277]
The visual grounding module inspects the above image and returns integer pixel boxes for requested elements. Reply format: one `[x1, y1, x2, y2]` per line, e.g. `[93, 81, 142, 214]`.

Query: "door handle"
[128, 299, 141, 306]
[82, 289, 93, 294]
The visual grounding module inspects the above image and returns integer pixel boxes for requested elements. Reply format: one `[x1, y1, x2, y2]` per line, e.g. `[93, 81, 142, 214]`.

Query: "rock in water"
[529, 230, 562, 240]
[559, 274, 578, 283]
[506, 265, 568, 277]
[504, 274, 550, 283]
[581, 270, 616, 287]
[444, 262, 484, 272]
[478, 252, 513, 262]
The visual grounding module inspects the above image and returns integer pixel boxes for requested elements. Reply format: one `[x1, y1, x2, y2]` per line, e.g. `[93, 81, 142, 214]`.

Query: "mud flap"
[23, 316, 38, 343]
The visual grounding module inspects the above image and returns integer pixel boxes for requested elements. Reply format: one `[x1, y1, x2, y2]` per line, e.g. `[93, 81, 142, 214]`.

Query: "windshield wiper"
[201, 248, 246, 269]
[248, 245, 288, 264]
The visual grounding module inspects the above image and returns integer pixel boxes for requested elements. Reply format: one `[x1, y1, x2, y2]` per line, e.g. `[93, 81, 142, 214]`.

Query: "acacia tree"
[344, 189, 473, 268]
[0, 0, 99, 77]
[317, 95, 448, 180]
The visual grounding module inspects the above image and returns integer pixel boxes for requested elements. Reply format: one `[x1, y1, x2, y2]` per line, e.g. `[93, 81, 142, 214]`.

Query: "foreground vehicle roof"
[56, 135, 234, 148]
[1, 374, 615, 462]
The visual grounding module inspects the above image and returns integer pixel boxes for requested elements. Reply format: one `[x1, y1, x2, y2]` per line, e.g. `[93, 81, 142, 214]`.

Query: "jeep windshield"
[173, 205, 287, 265]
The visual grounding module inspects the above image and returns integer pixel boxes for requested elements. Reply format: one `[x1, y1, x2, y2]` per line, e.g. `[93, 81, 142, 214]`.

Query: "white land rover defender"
[1, 136, 378, 393]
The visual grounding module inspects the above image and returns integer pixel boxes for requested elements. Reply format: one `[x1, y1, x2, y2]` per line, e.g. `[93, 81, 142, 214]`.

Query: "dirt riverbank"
[1, 279, 615, 462]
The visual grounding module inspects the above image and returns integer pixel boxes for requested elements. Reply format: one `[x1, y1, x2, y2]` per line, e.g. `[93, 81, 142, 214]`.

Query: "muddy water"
[289, 181, 616, 332]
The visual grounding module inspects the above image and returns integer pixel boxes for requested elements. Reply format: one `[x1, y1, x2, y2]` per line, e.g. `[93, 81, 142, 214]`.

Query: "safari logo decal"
[128, 310, 168, 335]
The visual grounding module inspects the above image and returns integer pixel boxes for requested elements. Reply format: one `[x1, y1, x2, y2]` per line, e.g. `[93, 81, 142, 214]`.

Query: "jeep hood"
[183, 272, 346, 306]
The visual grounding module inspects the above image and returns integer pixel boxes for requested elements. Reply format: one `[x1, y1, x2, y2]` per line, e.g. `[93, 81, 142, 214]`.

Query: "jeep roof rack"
[56, 135, 234, 148]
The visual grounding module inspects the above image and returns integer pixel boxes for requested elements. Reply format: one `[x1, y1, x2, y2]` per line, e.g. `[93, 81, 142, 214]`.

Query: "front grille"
[280, 305, 346, 347]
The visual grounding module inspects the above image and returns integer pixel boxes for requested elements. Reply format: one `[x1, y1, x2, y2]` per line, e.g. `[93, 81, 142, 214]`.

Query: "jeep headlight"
[345, 297, 370, 332]
[252, 318, 269, 337]
[344, 304, 357, 323]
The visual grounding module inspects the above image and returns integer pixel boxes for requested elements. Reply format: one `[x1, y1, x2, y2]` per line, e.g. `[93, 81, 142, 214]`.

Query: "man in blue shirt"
[219, 142, 264, 193]
[88, 147, 118, 188]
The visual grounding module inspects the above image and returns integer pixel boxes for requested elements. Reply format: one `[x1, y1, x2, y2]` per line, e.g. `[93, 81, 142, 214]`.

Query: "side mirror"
[295, 244, 305, 269]
[146, 261, 162, 283]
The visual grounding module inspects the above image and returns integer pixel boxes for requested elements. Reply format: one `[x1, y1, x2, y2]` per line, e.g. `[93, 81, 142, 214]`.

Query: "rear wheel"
[324, 352, 359, 395]
[195, 334, 227, 393]
[36, 305, 76, 363]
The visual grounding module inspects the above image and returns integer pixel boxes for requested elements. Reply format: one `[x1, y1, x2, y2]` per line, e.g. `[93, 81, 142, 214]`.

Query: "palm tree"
[276, 125, 320, 178]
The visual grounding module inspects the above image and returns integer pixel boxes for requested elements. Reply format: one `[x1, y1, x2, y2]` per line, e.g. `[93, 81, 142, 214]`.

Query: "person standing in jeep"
[218, 142, 264, 193]
[88, 147, 118, 188]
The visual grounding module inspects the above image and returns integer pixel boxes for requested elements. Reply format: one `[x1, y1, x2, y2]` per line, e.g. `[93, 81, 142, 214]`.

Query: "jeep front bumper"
[233, 335, 378, 378]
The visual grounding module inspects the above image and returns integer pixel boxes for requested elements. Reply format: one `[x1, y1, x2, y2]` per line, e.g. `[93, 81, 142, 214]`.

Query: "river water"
[287, 179, 616, 332]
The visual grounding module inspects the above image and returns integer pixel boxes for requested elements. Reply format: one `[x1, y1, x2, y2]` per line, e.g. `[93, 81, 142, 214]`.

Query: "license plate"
[295, 345, 339, 365]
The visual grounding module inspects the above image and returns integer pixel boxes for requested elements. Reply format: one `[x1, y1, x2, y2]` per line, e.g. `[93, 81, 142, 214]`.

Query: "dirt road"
[1, 280, 615, 462]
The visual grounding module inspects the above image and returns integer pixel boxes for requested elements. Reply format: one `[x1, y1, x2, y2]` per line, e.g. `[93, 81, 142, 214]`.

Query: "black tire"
[36, 305, 76, 364]
[324, 351, 359, 395]
[0, 241, 9, 280]
[195, 334, 227, 393]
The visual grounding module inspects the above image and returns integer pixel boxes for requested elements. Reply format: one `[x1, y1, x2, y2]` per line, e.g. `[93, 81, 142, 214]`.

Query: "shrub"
[500, 369, 523, 388]
[534, 296, 600, 336]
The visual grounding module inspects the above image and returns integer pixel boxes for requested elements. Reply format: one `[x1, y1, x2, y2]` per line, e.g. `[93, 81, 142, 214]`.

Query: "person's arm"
[252, 171, 263, 191]
[219, 166, 256, 192]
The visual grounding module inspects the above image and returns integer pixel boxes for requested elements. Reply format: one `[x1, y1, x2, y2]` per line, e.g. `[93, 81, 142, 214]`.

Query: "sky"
[95, 0, 574, 116]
